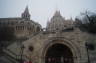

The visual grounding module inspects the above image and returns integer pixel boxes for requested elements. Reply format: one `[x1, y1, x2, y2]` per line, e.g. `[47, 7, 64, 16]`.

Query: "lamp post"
[85, 42, 90, 63]
[16, 37, 27, 63]
[85, 42, 95, 63]
[28, 46, 34, 62]
[20, 44, 25, 63]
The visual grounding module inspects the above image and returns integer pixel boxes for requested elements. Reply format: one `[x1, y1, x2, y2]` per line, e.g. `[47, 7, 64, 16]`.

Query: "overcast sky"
[0, 0, 96, 27]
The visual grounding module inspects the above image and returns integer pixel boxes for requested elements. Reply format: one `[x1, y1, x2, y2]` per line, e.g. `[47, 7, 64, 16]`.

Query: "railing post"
[85, 42, 90, 63]
[20, 44, 25, 63]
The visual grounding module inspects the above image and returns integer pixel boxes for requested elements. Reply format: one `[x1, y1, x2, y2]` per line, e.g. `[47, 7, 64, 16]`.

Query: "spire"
[24, 6, 29, 14]
[21, 6, 30, 20]
[53, 10, 61, 17]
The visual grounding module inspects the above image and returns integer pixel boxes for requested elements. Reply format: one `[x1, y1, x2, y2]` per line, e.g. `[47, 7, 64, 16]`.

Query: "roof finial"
[24, 5, 29, 13]
[54, 10, 61, 17]
[55, 1, 59, 12]
[54, 1, 61, 17]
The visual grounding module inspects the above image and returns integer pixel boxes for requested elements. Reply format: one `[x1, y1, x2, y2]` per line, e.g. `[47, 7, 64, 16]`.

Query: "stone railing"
[3, 48, 30, 62]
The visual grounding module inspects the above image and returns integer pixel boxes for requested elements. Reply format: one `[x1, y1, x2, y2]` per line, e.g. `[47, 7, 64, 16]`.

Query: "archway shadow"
[45, 43, 74, 63]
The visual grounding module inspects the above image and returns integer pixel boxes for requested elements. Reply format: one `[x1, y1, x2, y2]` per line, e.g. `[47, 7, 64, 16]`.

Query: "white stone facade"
[46, 11, 74, 32]
[2, 9, 96, 63]
[0, 6, 41, 38]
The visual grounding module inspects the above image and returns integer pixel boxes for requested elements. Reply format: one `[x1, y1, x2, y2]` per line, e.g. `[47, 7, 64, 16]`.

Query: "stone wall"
[22, 27, 96, 63]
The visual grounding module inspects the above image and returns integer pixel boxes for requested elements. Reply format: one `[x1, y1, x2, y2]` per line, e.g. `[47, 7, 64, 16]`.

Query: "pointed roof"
[21, 6, 31, 20]
[53, 10, 61, 17]
[24, 6, 30, 14]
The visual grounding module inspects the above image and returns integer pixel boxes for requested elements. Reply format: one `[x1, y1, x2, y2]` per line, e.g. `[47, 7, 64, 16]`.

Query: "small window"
[16, 26, 18, 30]
[28, 46, 34, 52]
[36, 27, 40, 31]
[64, 25, 66, 27]
[22, 26, 24, 30]
[20, 21, 24, 24]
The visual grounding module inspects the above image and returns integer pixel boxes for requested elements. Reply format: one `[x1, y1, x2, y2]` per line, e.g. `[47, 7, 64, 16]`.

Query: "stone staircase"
[0, 48, 19, 63]
[0, 48, 29, 63]
[3, 49, 19, 63]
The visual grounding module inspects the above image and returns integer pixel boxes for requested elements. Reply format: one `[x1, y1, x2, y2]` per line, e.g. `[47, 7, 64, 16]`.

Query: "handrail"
[4, 53, 19, 63]
[3, 48, 30, 61]
[3, 49, 19, 63]
[28, 31, 42, 39]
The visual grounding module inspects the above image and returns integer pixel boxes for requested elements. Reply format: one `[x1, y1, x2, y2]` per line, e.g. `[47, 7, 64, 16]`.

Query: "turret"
[21, 6, 30, 20]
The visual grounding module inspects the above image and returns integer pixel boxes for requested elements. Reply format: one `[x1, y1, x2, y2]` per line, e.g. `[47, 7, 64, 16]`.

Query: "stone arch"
[45, 43, 74, 63]
[41, 37, 81, 63]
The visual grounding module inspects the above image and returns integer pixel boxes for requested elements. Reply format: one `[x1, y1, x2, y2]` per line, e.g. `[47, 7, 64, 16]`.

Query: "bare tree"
[75, 11, 96, 33]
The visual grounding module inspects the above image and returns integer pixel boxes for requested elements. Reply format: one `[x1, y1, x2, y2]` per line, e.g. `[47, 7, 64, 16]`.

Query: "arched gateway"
[45, 43, 74, 63]
[41, 38, 80, 63]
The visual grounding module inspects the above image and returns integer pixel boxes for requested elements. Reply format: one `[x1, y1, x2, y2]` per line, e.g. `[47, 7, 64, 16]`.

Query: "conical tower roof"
[53, 10, 61, 17]
[21, 6, 30, 20]
[24, 6, 30, 14]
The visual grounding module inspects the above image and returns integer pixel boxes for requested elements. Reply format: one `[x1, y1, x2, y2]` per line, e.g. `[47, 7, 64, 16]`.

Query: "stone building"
[0, 6, 41, 38]
[0, 7, 96, 63]
[22, 11, 96, 63]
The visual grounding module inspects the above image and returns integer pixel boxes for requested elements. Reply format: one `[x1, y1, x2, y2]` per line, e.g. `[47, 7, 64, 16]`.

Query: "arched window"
[36, 26, 40, 32]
